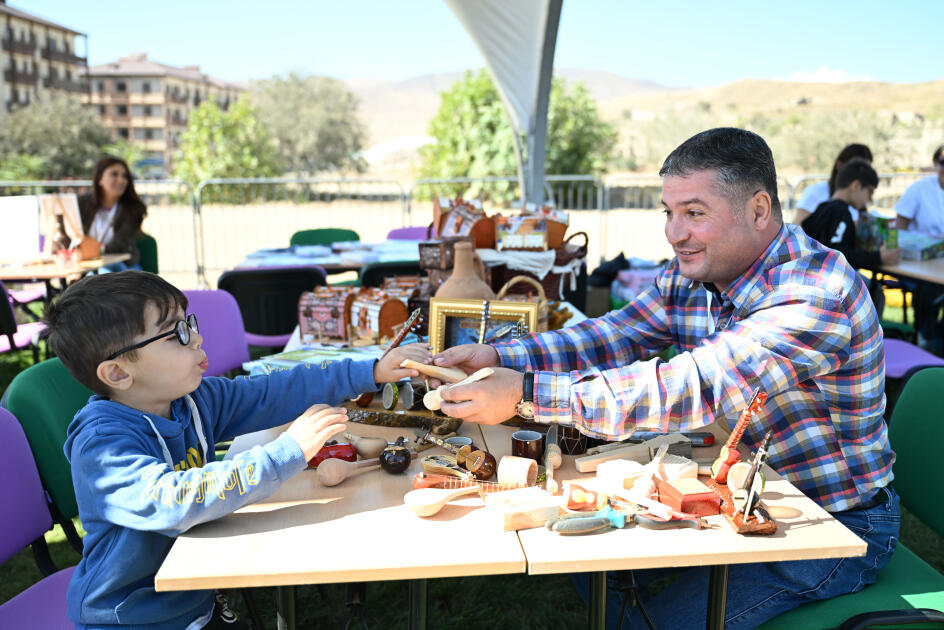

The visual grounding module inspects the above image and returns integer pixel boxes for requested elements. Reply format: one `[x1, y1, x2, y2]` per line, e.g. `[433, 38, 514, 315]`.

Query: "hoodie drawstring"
[143, 395, 208, 469]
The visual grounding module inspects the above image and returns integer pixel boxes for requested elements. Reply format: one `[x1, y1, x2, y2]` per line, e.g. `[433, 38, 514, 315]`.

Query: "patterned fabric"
[496, 223, 893, 512]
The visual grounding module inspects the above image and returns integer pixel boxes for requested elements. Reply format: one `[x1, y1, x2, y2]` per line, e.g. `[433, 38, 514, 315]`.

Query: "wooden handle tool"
[422, 367, 495, 411]
[404, 486, 482, 517]
[400, 359, 467, 383]
[342, 432, 388, 459]
[316, 457, 381, 487]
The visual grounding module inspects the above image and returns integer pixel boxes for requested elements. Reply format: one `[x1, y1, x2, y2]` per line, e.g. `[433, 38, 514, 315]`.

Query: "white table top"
[877, 256, 944, 286]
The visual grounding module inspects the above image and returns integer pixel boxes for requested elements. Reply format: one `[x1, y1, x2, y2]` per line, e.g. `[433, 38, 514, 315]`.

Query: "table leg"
[408, 578, 427, 630]
[588, 570, 606, 630]
[706, 564, 729, 630]
[276, 585, 296, 630]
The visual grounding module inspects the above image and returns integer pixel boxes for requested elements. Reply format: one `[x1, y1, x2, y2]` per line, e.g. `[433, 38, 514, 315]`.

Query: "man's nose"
[665, 215, 689, 245]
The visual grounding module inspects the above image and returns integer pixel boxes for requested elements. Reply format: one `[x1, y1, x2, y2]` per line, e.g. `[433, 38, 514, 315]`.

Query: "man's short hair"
[43, 271, 187, 395]
[835, 158, 878, 190]
[659, 127, 782, 220]
[934, 144, 944, 164]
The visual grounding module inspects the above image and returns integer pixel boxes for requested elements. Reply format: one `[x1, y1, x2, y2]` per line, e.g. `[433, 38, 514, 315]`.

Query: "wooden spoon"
[400, 359, 467, 383]
[342, 432, 388, 459]
[403, 486, 482, 517]
[316, 458, 381, 487]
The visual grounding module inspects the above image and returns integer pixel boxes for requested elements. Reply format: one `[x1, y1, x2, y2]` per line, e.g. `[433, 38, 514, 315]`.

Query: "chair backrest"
[4, 358, 93, 520]
[136, 232, 159, 274]
[386, 226, 429, 240]
[887, 366, 944, 537]
[217, 267, 326, 336]
[0, 280, 19, 338]
[358, 261, 423, 288]
[182, 290, 250, 376]
[290, 228, 360, 247]
[0, 407, 52, 565]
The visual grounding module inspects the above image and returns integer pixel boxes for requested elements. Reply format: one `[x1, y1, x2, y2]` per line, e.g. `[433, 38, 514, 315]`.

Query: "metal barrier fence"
[793, 172, 929, 214]
[0, 179, 197, 289]
[194, 178, 406, 286]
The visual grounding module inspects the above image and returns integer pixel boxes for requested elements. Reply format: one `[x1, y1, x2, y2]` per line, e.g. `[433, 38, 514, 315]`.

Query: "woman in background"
[78, 156, 147, 272]
[794, 143, 873, 224]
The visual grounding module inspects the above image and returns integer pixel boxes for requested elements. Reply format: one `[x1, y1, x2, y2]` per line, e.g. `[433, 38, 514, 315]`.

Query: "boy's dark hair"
[828, 143, 872, 194]
[43, 271, 188, 395]
[835, 158, 878, 190]
[933, 144, 944, 164]
[659, 127, 782, 220]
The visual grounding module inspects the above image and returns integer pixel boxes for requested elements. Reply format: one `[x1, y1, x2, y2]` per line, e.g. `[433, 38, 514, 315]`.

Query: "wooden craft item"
[350, 289, 409, 340]
[416, 430, 496, 480]
[711, 389, 767, 484]
[422, 367, 495, 411]
[404, 486, 482, 517]
[575, 434, 690, 473]
[400, 359, 467, 384]
[563, 481, 607, 511]
[435, 197, 496, 249]
[595, 459, 645, 491]
[629, 443, 669, 500]
[434, 241, 496, 299]
[342, 405, 462, 436]
[379, 437, 412, 474]
[733, 431, 772, 515]
[400, 381, 428, 411]
[656, 478, 721, 517]
[418, 235, 475, 271]
[421, 454, 474, 480]
[494, 498, 561, 531]
[414, 431, 456, 453]
[411, 472, 522, 494]
[352, 307, 422, 408]
[342, 432, 388, 459]
[726, 461, 754, 493]
[316, 458, 381, 487]
[660, 454, 699, 481]
[496, 275, 549, 332]
[496, 455, 538, 487]
[382, 382, 400, 410]
[544, 424, 562, 494]
[704, 476, 777, 535]
[483, 486, 551, 509]
[307, 442, 357, 469]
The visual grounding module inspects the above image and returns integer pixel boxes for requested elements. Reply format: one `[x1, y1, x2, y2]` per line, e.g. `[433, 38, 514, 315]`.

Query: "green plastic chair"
[289, 228, 359, 247]
[3, 358, 93, 553]
[757, 367, 944, 630]
[136, 232, 159, 274]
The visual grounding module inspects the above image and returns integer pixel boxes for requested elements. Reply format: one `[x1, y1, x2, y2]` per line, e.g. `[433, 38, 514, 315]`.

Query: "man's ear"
[97, 360, 133, 391]
[750, 190, 773, 229]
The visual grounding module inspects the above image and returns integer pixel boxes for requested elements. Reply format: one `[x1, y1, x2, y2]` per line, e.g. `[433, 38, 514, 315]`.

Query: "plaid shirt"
[496, 223, 893, 512]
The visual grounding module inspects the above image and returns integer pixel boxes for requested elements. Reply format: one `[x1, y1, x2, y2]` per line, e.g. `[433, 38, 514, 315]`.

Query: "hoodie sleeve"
[196, 358, 378, 443]
[71, 423, 307, 536]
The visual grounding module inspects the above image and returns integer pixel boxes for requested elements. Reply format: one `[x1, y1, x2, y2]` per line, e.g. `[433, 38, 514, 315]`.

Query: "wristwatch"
[515, 372, 535, 419]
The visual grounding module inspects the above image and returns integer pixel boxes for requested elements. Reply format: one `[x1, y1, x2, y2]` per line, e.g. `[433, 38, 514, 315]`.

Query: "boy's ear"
[97, 360, 133, 391]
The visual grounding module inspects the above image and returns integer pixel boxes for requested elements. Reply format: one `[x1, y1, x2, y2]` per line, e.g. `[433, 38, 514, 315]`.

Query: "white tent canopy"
[444, 0, 563, 203]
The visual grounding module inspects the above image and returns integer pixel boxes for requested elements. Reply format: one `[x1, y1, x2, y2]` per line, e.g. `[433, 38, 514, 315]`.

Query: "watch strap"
[522, 372, 534, 403]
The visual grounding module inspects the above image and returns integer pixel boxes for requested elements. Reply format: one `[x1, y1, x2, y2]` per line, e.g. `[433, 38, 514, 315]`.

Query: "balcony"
[42, 75, 89, 93]
[41, 47, 87, 65]
[169, 113, 188, 126]
[2, 35, 38, 55]
[3, 68, 39, 86]
[167, 89, 189, 104]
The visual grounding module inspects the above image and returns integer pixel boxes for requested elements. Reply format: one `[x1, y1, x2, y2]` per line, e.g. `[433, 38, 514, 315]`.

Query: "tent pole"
[525, 0, 562, 203]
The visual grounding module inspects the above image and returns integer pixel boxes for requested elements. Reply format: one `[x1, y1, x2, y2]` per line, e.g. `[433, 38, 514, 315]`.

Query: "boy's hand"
[373, 342, 431, 384]
[428, 344, 500, 388]
[879, 245, 901, 265]
[285, 404, 348, 461]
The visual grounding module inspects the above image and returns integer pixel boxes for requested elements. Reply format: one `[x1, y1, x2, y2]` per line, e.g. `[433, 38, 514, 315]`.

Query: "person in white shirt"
[794, 143, 873, 224]
[78, 156, 148, 271]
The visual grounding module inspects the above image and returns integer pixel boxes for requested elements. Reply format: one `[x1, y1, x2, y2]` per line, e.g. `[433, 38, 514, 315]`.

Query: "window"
[142, 82, 151, 94]
[143, 105, 151, 116]
[115, 80, 126, 92]
[97, 105, 106, 115]
[116, 104, 128, 116]
[118, 128, 129, 139]
[94, 80, 104, 92]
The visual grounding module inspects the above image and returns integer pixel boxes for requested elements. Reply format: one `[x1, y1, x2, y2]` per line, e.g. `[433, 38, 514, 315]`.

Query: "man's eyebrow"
[661, 197, 709, 207]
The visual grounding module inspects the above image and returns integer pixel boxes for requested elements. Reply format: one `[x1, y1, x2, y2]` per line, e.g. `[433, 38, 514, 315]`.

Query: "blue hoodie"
[63, 359, 377, 629]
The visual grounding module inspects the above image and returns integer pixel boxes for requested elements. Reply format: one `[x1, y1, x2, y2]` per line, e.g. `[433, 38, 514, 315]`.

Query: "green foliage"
[173, 96, 278, 191]
[417, 70, 616, 201]
[101, 140, 147, 172]
[0, 93, 111, 179]
[249, 72, 367, 175]
[0, 154, 47, 180]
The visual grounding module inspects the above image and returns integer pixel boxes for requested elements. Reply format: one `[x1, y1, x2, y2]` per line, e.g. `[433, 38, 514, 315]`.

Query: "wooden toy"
[316, 458, 381, 487]
[704, 476, 777, 535]
[378, 437, 412, 474]
[382, 382, 400, 410]
[415, 430, 496, 479]
[307, 442, 357, 469]
[563, 481, 607, 511]
[414, 431, 456, 453]
[595, 459, 645, 490]
[341, 432, 388, 459]
[400, 359, 467, 384]
[544, 424, 562, 494]
[400, 381, 428, 411]
[496, 455, 539, 487]
[354, 307, 422, 407]
[711, 388, 767, 484]
[656, 477, 721, 517]
[494, 498, 561, 531]
[350, 290, 409, 341]
[659, 453, 699, 481]
[421, 454, 474, 480]
[733, 431, 772, 515]
[576, 433, 688, 473]
[411, 472, 522, 493]
[298, 286, 359, 342]
[422, 367, 495, 411]
[629, 443, 669, 500]
[404, 486, 482, 517]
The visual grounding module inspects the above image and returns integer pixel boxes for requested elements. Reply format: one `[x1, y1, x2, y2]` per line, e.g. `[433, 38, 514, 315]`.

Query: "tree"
[173, 96, 278, 189]
[249, 73, 367, 175]
[0, 93, 111, 179]
[417, 70, 617, 200]
[102, 140, 146, 172]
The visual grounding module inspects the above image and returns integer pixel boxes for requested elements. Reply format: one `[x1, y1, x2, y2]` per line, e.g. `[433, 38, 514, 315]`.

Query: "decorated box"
[350, 289, 410, 341]
[298, 286, 359, 342]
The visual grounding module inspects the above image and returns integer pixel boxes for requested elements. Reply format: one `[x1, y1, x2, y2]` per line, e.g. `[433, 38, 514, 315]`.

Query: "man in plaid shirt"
[433, 128, 898, 629]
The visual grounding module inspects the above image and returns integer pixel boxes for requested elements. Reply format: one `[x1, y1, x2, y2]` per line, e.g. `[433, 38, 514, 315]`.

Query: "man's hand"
[373, 342, 431, 383]
[285, 404, 348, 461]
[879, 245, 901, 265]
[429, 343, 500, 388]
[439, 367, 523, 425]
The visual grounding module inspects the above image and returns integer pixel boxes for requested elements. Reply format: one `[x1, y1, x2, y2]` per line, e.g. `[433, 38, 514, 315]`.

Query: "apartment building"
[1, 1, 88, 112]
[86, 53, 243, 174]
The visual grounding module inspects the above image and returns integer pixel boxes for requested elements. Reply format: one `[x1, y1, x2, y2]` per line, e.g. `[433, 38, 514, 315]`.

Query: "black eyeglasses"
[107, 314, 199, 360]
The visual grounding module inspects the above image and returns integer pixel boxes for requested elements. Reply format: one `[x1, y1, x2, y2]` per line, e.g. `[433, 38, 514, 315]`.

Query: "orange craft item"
[710, 388, 767, 484]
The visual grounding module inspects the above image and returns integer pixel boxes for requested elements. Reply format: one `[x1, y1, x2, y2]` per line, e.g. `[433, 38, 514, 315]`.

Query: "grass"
[0, 300, 941, 628]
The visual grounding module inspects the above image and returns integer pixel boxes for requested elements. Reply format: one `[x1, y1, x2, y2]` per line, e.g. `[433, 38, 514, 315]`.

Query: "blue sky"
[20, 0, 943, 86]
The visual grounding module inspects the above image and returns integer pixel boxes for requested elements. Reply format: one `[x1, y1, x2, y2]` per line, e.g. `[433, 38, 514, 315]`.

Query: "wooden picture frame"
[429, 297, 539, 355]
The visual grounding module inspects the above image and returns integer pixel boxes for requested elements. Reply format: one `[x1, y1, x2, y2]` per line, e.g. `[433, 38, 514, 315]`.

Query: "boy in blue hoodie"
[44, 271, 429, 630]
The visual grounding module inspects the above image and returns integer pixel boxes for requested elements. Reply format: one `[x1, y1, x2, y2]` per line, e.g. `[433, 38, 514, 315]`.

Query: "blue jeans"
[573, 486, 900, 629]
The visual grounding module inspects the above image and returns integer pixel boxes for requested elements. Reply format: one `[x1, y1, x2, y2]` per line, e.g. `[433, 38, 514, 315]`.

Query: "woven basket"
[497, 275, 549, 332]
[555, 231, 589, 265]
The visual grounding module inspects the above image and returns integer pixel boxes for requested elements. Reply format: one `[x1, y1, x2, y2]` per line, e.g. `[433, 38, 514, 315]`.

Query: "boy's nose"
[190, 330, 203, 350]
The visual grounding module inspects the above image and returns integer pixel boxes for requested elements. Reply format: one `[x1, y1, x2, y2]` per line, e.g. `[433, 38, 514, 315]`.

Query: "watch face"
[516, 401, 535, 419]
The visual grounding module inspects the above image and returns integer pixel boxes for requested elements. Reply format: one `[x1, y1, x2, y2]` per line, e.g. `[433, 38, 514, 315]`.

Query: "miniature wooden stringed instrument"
[415, 430, 497, 480]
[411, 472, 522, 493]
[354, 308, 423, 407]
[711, 388, 767, 484]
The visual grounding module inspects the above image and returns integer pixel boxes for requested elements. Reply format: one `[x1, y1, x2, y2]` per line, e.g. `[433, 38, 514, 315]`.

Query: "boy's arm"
[72, 428, 307, 537]
[198, 358, 376, 442]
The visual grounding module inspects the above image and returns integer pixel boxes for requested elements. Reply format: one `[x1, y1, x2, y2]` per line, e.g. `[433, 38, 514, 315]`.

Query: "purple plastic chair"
[183, 290, 251, 376]
[0, 407, 75, 629]
[386, 226, 429, 240]
[884, 338, 944, 379]
[0, 281, 47, 362]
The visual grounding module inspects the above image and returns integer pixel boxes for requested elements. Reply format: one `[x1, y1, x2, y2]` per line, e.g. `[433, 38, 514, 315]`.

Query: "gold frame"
[429, 297, 539, 355]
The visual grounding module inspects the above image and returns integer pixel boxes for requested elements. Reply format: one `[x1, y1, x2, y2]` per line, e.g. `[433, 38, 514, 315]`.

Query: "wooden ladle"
[342, 432, 388, 459]
[316, 457, 381, 487]
[403, 486, 483, 517]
